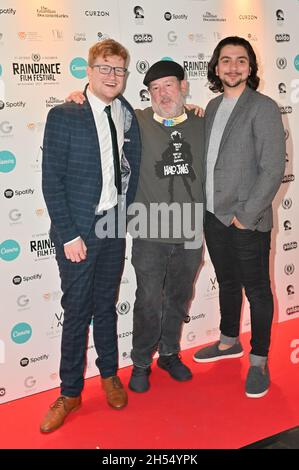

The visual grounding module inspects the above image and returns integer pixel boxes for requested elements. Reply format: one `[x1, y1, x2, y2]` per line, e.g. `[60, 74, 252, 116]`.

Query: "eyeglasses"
[90, 64, 127, 77]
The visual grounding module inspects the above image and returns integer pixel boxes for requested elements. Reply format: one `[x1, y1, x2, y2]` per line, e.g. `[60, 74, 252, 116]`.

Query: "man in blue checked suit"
[40, 39, 141, 433]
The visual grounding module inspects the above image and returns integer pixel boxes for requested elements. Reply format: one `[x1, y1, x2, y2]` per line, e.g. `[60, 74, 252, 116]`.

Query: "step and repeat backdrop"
[0, 0, 298, 403]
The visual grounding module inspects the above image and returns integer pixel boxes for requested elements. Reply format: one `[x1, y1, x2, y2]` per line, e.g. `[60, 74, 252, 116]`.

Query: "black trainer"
[157, 354, 192, 381]
[128, 365, 151, 393]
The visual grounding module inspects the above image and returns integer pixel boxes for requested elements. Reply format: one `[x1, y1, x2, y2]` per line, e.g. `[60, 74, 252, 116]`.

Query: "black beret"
[143, 60, 185, 87]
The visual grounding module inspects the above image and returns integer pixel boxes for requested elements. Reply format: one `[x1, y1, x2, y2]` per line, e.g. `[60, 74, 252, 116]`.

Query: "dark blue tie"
[104, 105, 122, 195]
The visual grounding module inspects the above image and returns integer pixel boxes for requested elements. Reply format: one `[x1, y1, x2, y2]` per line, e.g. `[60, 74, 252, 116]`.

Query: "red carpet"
[1, 319, 298, 449]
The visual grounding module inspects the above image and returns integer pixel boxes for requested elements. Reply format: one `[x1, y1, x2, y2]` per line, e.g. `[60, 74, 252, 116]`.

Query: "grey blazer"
[205, 86, 286, 231]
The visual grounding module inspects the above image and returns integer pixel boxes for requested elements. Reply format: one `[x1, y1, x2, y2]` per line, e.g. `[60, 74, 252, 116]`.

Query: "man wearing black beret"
[128, 60, 205, 392]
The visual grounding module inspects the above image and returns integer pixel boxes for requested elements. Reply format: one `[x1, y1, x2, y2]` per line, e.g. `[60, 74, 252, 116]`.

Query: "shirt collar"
[86, 87, 112, 113]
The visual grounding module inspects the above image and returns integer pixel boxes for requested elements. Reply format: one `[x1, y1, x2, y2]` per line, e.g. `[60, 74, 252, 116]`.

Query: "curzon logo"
[0, 239, 20, 261]
[85, 10, 109, 17]
[70, 57, 87, 79]
[11, 323, 32, 344]
[0, 150, 16, 172]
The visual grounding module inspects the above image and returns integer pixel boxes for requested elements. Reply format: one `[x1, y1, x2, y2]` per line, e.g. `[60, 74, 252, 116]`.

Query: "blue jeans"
[205, 211, 273, 357]
[131, 239, 203, 368]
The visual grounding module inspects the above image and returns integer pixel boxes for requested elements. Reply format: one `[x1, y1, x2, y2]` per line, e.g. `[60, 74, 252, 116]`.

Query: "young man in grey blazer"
[193, 36, 286, 398]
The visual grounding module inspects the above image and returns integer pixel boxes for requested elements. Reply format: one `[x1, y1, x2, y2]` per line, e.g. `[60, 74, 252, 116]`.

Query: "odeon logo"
[70, 57, 87, 79]
[0, 239, 20, 261]
[294, 55, 299, 71]
[11, 322, 32, 344]
[0, 150, 16, 173]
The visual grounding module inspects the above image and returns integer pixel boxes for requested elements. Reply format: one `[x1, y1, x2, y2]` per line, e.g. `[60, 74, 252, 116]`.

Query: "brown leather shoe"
[101, 376, 128, 410]
[40, 395, 81, 433]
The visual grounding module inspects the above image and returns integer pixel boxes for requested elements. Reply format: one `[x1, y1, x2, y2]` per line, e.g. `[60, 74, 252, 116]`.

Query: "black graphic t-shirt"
[131, 107, 205, 243]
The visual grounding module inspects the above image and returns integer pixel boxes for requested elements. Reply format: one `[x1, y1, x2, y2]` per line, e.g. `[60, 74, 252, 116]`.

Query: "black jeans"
[205, 211, 273, 357]
[131, 239, 203, 368]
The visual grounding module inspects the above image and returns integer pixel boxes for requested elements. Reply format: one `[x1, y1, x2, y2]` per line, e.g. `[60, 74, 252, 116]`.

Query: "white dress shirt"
[64, 88, 125, 246]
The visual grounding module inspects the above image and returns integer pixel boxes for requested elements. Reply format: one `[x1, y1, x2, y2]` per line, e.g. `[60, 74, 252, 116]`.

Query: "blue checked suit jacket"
[42, 93, 141, 245]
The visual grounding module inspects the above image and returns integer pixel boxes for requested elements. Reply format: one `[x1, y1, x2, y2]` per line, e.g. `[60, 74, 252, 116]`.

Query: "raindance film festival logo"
[30, 237, 55, 259]
[12, 53, 61, 85]
[183, 53, 209, 80]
